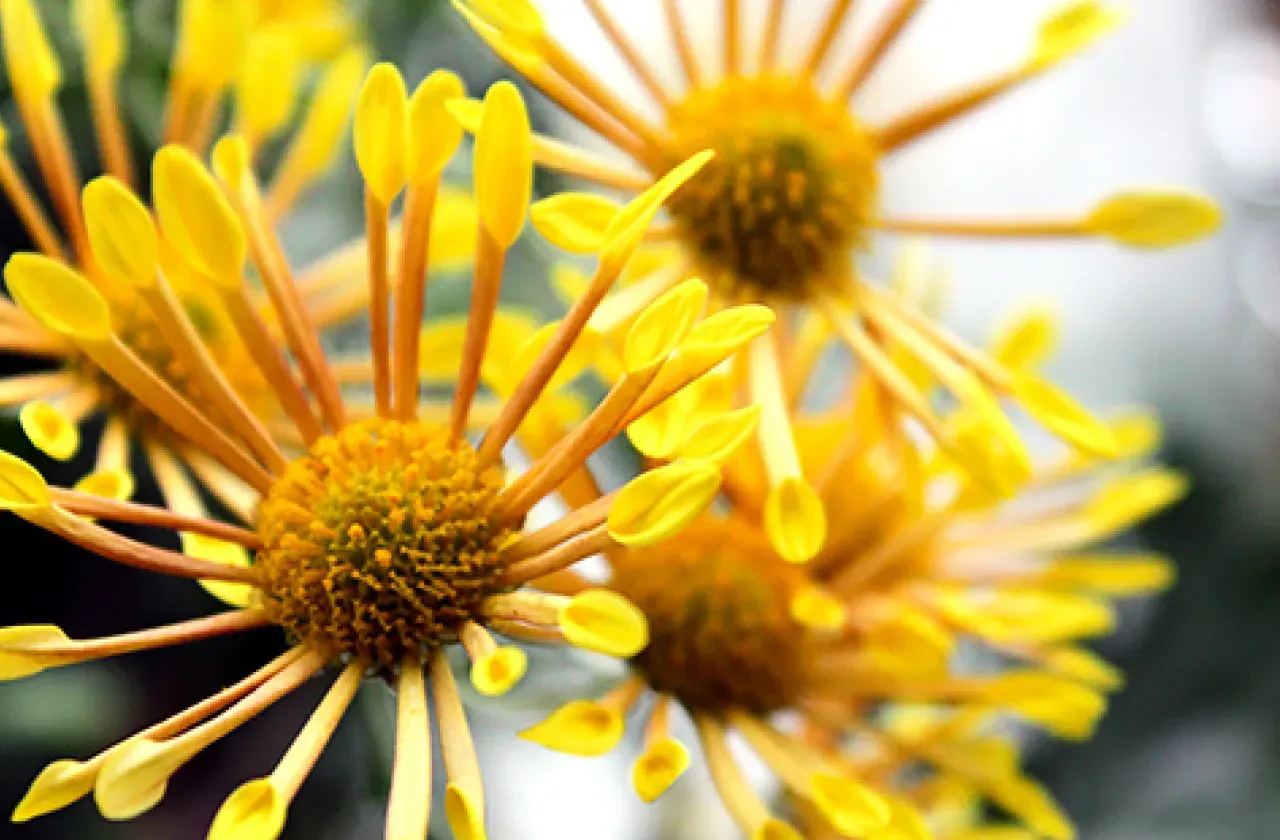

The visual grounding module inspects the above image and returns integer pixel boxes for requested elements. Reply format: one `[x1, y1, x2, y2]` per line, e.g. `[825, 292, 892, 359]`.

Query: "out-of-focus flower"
[0, 71, 759, 840]
[518, 250, 1181, 840]
[0, 0, 389, 510]
[250, 0, 357, 58]
[451, 0, 1218, 564]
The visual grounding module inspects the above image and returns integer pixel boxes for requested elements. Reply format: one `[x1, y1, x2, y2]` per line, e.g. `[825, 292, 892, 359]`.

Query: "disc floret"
[256, 419, 516, 670]
[610, 518, 814, 714]
[664, 74, 879, 302]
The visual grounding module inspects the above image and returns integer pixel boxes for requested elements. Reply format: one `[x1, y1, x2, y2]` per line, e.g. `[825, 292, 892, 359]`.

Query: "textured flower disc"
[663, 75, 878, 302]
[255, 418, 517, 671]
[610, 517, 814, 714]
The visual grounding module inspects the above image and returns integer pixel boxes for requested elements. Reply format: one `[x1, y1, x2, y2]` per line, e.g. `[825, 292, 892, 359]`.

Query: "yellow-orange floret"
[255, 418, 517, 670]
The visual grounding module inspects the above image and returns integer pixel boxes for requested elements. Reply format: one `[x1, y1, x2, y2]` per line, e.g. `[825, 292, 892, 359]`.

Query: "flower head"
[519, 253, 1180, 840]
[453, 0, 1220, 561]
[0, 0, 378, 510]
[0, 69, 752, 840]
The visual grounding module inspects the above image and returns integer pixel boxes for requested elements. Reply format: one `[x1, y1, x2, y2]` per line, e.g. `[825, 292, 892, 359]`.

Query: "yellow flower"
[452, 0, 1220, 561]
[0, 72, 755, 840]
[0, 1, 476, 520]
[516, 255, 1180, 840]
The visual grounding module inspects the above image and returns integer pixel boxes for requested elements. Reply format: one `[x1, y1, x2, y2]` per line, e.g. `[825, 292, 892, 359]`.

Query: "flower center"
[254, 419, 516, 671]
[68, 289, 270, 442]
[609, 518, 814, 714]
[661, 74, 879, 302]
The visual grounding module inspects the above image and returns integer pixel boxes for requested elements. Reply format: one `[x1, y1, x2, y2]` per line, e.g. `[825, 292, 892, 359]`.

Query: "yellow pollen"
[662, 75, 878, 301]
[254, 419, 516, 671]
[610, 517, 814, 714]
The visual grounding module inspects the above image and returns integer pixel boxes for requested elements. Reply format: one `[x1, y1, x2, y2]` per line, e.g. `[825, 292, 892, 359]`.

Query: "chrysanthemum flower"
[518, 274, 1181, 840]
[0, 0, 389, 508]
[451, 0, 1219, 563]
[0, 70, 759, 840]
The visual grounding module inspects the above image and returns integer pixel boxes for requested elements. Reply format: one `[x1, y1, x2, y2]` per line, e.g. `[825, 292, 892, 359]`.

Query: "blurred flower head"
[452, 0, 1219, 565]
[0, 67, 757, 840]
[519, 249, 1182, 840]
[0, 0, 373, 510]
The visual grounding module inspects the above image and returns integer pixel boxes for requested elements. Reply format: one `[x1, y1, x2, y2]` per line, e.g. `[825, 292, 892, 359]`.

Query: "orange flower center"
[609, 517, 815, 714]
[661, 74, 879, 302]
[254, 419, 516, 671]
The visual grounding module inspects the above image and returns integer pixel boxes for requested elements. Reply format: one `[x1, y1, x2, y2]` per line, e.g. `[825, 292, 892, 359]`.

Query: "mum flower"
[518, 268, 1181, 840]
[0, 0, 387, 508]
[0, 70, 757, 840]
[452, 0, 1219, 562]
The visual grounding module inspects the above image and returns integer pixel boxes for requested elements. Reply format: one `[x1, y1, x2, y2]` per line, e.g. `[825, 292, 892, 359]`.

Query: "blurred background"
[0, 0, 1275, 838]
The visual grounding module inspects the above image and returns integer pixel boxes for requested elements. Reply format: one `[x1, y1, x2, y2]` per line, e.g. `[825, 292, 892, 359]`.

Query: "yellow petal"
[519, 700, 624, 757]
[0, 449, 52, 510]
[288, 45, 368, 182]
[789, 586, 847, 632]
[94, 738, 190, 820]
[1041, 646, 1125, 691]
[1040, 554, 1175, 595]
[764, 477, 826, 564]
[19, 401, 80, 462]
[5, 254, 112, 342]
[810, 773, 892, 836]
[82, 176, 160, 288]
[458, 0, 545, 37]
[627, 386, 695, 460]
[530, 193, 620, 253]
[753, 819, 804, 840]
[174, 0, 252, 92]
[677, 304, 775, 369]
[934, 588, 1114, 645]
[236, 31, 302, 143]
[153, 145, 247, 285]
[600, 150, 714, 275]
[0, 0, 61, 100]
[445, 783, 488, 840]
[409, 70, 466, 183]
[183, 533, 256, 609]
[874, 796, 934, 840]
[559, 590, 649, 658]
[623, 278, 708, 371]
[1014, 376, 1118, 458]
[991, 306, 1059, 372]
[631, 738, 689, 803]
[11, 759, 98, 822]
[208, 778, 287, 840]
[947, 829, 1039, 840]
[470, 646, 528, 697]
[472, 81, 531, 248]
[949, 412, 1029, 500]
[983, 672, 1106, 741]
[1081, 468, 1188, 536]
[866, 609, 955, 679]
[430, 187, 481, 269]
[423, 311, 536, 383]
[987, 775, 1074, 840]
[1084, 191, 1222, 248]
[354, 63, 410, 205]
[1030, 1, 1126, 70]
[608, 461, 721, 547]
[75, 0, 123, 79]
[509, 320, 601, 390]
[678, 405, 761, 465]
[0, 625, 69, 681]
[551, 263, 590, 303]
[75, 467, 135, 502]
[1108, 409, 1163, 460]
